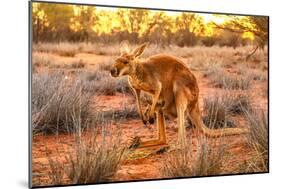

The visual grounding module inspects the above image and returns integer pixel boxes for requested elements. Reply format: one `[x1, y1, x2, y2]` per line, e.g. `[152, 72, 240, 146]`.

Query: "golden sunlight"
[33, 3, 261, 42]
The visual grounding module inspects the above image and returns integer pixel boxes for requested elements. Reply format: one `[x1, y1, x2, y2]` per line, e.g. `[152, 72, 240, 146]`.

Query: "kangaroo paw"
[129, 136, 141, 149]
[149, 117, 155, 124]
[142, 119, 147, 125]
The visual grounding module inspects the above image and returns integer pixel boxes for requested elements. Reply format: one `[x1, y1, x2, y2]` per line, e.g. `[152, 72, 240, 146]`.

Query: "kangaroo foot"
[129, 136, 168, 149]
[138, 139, 167, 148]
[155, 146, 170, 154]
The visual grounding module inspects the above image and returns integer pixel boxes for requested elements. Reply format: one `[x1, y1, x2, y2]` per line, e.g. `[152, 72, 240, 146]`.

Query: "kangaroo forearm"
[136, 96, 144, 118]
[133, 88, 145, 120]
[150, 83, 162, 115]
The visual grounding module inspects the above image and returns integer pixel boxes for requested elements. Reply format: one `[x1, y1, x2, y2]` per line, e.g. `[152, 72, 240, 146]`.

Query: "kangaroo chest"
[128, 76, 155, 94]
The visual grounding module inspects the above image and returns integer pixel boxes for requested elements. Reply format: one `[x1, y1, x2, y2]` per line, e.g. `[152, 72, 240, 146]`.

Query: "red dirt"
[32, 50, 269, 187]
[32, 117, 252, 185]
[32, 70, 263, 187]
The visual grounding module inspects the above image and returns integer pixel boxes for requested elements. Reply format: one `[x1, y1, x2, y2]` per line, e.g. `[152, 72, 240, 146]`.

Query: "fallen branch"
[246, 45, 259, 61]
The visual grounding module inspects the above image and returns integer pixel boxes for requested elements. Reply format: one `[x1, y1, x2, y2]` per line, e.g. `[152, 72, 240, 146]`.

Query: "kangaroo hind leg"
[174, 85, 189, 147]
[135, 110, 167, 148]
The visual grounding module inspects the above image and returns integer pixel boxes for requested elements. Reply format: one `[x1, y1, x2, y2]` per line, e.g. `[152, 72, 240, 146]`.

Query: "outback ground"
[31, 43, 268, 187]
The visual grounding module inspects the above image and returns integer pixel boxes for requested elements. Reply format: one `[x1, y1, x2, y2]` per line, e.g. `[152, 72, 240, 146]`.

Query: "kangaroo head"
[110, 43, 147, 77]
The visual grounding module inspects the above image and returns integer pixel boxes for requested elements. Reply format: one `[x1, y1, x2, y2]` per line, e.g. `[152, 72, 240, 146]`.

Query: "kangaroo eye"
[123, 60, 129, 64]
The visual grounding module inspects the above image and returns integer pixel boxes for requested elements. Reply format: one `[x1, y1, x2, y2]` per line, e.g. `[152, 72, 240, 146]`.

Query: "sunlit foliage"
[32, 2, 268, 47]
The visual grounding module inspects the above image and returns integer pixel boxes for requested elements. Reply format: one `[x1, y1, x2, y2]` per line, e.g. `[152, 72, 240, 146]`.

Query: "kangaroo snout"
[110, 67, 119, 77]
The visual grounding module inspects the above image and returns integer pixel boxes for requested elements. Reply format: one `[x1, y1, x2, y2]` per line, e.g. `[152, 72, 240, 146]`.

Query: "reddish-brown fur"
[111, 43, 248, 147]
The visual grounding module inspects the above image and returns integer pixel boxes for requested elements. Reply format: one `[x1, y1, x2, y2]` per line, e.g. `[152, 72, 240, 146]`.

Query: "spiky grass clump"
[215, 73, 252, 90]
[203, 96, 231, 129]
[82, 71, 132, 95]
[192, 137, 227, 176]
[45, 123, 126, 186]
[203, 93, 252, 129]
[70, 59, 85, 69]
[66, 129, 125, 184]
[205, 66, 252, 90]
[33, 53, 54, 68]
[33, 42, 78, 57]
[32, 72, 93, 134]
[162, 136, 227, 177]
[224, 93, 252, 115]
[244, 109, 268, 172]
[162, 147, 192, 177]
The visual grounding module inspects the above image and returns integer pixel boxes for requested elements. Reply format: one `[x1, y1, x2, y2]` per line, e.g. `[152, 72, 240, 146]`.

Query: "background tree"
[116, 9, 149, 43]
[32, 2, 268, 49]
[174, 13, 205, 46]
[32, 3, 49, 43]
[70, 6, 98, 42]
[212, 16, 268, 58]
[32, 3, 74, 42]
[143, 12, 173, 46]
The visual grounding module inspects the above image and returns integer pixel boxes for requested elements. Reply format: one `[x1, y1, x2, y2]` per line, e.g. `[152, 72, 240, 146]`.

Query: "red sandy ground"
[32, 53, 267, 186]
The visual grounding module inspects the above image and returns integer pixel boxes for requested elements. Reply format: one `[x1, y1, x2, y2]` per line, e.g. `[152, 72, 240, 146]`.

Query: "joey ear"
[120, 40, 130, 55]
[132, 43, 148, 58]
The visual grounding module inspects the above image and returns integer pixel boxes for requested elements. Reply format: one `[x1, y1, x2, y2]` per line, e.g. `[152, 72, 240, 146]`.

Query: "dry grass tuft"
[33, 53, 54, 68]
[97, 58, 114, 71]
[212, 72, 252, 90]
[162, 136, 227, 177]
[32, 70, 133, 134]
[45, 121, 126, 185]
[203, 92, 251, 129]
[204, 64, 253, 90]
[70, 59, 86, 69]
[243, 109, 268, 172]
[227, 94, 252, 115]
[33, 42, 121, 56]
[81, 71, 132, 95]
[32, 72, 93, 134]
[203, 96, 233, 129]
[33, 43, 78, 56]
[57, 50, 76, 57]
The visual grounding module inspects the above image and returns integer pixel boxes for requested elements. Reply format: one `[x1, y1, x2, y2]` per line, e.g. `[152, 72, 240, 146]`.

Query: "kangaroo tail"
[190, 103, 249, 137]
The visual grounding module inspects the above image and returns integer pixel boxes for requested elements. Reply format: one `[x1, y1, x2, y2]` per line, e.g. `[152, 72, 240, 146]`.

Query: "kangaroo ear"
[132, 43, 147, 58]
[120, 40, 130, 55]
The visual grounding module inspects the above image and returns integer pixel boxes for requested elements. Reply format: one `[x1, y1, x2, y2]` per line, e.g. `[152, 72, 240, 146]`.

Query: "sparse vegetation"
[33, 53, 54, 68]
[244, 109, 268, 172]
[203, 95, 234, 129]
[162, 136, 227, 177]
[32, 41, 268, 186]
[81, 71, 132, 95]
[227, 94, 252, 115]
[45, 120, 126, 185]
[32, 72, 93, 134]
[96, 58, 114, 71]
[31, 3, 268, 187]
[203, 92, 251, 129]
[202, 91, 253, 130]
[251, 70, 268, 82]
[225, 74, 252, 90]
[207, 68, 253, 90]
[70, 59, 85, 68]
[33, 42, 122, 56]
[33, 43, 79, 56]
